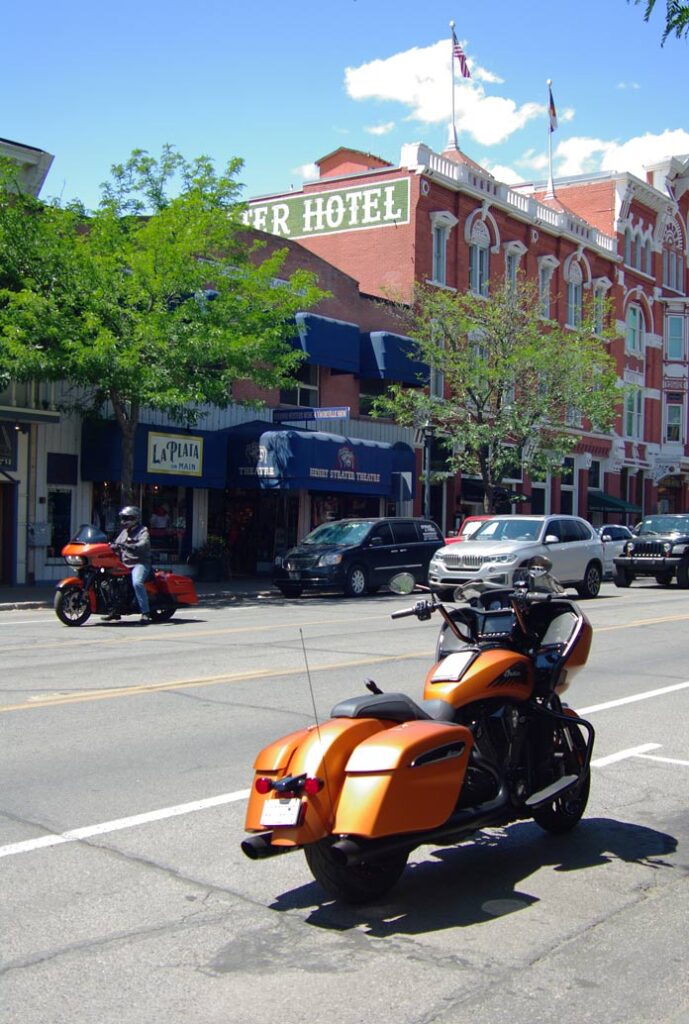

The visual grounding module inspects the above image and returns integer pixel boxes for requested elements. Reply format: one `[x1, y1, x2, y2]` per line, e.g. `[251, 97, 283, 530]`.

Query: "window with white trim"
[625, 304, 644, 355]
[280, 363, 319, 407]
[538, 256, 558, 320]
[663, 221, 684, 293]
[624, 388, 643, 439]
[566, 261, 583, 327]
[469, 220, 490, 297]
[666, 315, 685, 361]
[592, 278, 611, 335]
[665, 393, 684, 443]
[429, 211, 458, 287]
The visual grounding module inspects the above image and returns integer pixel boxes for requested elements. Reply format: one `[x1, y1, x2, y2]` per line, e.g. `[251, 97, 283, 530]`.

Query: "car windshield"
[471, 518, 542, 542]
[301, 520, 374, 546]
[636, 515, 689, 536]
[461, 519, 488, 538]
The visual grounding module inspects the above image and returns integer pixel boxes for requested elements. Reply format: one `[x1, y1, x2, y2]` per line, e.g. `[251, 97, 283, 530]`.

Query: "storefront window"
[91, 482, 191, 563]
[47, 490, 72, 558]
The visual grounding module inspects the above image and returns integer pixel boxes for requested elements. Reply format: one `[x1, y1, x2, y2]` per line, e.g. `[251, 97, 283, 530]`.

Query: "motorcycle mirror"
[388, 572, 416, 596]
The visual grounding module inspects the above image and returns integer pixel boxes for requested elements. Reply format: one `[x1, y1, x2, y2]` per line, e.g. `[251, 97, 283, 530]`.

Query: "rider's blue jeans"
[131, 564, 150, 614]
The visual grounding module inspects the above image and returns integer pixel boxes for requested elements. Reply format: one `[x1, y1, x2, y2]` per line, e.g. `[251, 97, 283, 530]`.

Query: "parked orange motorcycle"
[54, 524, 198, 626]
[241, 559, 595, 903]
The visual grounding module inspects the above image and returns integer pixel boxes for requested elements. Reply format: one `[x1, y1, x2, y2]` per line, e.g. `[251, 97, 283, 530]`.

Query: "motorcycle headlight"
[65, 555, 87, 567]
[318, 552, 343, 567]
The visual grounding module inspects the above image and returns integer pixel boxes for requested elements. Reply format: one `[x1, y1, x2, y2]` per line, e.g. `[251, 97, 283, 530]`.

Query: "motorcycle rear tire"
[304, 838, 408, 905]
[54, 586, 92, 627]
[532, 723, 590, 835]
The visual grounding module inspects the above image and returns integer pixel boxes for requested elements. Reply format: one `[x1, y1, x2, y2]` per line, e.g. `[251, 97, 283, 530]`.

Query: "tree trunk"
[111, 395, 139, 506]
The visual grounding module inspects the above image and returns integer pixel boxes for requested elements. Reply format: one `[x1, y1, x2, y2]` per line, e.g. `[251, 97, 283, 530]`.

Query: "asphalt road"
[1, 582, 688, 1024]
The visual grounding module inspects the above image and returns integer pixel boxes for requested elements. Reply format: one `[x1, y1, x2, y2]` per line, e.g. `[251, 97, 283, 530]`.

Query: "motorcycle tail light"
[255, 777, 273, 795]
[303, 776, 324, 795]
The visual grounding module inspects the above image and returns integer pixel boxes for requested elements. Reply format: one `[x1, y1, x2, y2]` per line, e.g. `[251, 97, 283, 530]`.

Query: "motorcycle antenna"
[299, 628, 334, 803]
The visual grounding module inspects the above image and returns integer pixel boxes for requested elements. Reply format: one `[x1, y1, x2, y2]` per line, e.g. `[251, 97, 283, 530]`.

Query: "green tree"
[374, 280, 620, 513]
[0, 147, 326, 500]
[629, 0, 689, 43]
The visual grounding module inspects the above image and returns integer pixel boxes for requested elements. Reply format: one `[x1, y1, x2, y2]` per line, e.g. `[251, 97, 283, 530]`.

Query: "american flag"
[452, 29, 471, 79]
[548, 83, 558, 133]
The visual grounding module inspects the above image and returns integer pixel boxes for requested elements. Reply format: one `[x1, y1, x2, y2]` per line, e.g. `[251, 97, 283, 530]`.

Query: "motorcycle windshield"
[72, 524, 109, 544]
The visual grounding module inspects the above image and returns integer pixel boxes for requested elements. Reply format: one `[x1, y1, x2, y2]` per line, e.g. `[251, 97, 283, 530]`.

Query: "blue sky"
[4, 0, 688, 209]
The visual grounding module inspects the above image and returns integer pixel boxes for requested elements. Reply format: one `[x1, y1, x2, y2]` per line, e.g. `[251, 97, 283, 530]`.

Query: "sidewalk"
[0, 575, 277, 612]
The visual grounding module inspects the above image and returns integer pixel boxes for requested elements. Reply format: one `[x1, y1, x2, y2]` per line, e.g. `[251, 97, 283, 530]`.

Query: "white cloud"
[482, 162, 525, 185]
[292, 162, 319, 182]
[554, 129, 689, 178]
[344, 39, 541, 146]
[617, 81, 641, 90]
[364, 122, 396, 136]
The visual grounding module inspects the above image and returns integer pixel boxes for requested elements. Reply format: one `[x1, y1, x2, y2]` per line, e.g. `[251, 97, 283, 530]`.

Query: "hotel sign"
[244, 178, 410, 240]
[147, 432, 203, 476]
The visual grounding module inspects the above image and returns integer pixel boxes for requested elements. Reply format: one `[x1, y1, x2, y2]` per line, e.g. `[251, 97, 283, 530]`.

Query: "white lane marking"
[591, 743, 661, 767]
[580, 679, 689, 715]
[0, 788, 250, 860]
[636, 753, 689, 767]
[4, 679, 689, 860]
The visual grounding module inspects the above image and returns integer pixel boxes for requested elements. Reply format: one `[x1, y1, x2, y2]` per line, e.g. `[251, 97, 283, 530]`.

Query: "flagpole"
[449, 20, 458, 149]
[545, 78, 555, 199]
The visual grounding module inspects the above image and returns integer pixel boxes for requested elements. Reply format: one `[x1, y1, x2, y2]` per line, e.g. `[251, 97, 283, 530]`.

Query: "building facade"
[244, 142, 689, 526]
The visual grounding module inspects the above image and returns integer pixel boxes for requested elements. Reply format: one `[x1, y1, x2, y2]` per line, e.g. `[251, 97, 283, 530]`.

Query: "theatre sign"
[244, 178, 410, 240]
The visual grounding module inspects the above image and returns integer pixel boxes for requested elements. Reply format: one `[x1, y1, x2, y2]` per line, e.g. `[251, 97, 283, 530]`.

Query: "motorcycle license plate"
[260, 797, 303, 827]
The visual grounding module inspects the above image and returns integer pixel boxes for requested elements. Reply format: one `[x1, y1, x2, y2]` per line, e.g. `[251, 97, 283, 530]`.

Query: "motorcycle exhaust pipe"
[330, 786, 511, 867]
[240, 832, 294, 860]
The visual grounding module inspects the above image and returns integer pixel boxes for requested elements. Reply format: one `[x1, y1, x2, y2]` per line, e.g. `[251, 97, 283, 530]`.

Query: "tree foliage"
[374, 280, 621, 513]
[0, 147, 326, 499]
[630, 0, 689, 43]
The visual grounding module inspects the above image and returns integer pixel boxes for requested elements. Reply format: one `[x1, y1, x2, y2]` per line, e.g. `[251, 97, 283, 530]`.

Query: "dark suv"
[613, 513, 689, 588]
[274, 517, 444, 597]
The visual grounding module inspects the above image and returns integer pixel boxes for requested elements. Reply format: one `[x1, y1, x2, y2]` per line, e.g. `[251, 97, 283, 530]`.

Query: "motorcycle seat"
[331, 692, 457, 724]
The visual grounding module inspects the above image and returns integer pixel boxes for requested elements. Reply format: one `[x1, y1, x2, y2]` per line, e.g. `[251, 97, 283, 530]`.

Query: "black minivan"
[274, 517, 444, 597]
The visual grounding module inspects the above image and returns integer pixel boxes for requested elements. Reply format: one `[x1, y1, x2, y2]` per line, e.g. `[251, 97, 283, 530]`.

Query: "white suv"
[428, 515, 605, 599]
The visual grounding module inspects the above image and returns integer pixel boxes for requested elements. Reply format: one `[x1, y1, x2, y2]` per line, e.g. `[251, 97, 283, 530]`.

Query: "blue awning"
[226, 420, 415, 496]
[292, 312, 361, 374]
[81, 420, 228, 489]
[360, 331, 428, 386]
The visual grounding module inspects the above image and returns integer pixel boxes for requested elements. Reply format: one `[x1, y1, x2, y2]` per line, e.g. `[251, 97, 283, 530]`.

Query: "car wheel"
[576, 561, 602, 599]
[278, 584, 302, 598]
[612, 565, 633, 588]
[344, 564, 367, 597]
[676, 560, 689, 589]
[655, 572, 673, 586]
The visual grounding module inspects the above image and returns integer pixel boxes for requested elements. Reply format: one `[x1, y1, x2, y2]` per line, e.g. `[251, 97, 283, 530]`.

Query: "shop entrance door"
[0, 482, 15, 584]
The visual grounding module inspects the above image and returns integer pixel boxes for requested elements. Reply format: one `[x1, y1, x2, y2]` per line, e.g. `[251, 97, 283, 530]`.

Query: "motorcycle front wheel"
[532, 722, 590, 835]
[304, 838, 408, 904]
[54, 586, 92, 627]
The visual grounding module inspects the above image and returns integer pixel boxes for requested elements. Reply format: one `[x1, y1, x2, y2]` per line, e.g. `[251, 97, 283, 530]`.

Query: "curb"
[0, 589, 278, 613]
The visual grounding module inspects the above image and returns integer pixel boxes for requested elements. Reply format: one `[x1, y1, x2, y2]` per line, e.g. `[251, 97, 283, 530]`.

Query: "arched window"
[566, 261, 583, 327]
[469, 220, 490, 297]
[663, 221, 684, 293]
[625, 304, 644, 355]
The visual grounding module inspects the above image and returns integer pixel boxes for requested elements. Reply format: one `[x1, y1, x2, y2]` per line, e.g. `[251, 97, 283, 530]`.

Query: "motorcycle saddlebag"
[154, 571, 198, 605]
[333, 720, 473, 838]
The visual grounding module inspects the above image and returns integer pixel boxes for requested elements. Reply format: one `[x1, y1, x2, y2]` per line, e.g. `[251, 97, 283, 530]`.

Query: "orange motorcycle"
[54, 524, 198, 626]
[241, 559, 595, 903]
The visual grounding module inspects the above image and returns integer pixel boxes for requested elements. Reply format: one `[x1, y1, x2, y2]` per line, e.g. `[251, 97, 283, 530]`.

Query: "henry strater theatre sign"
[147, 432, 203, 477]
[244, 178, 410, 240]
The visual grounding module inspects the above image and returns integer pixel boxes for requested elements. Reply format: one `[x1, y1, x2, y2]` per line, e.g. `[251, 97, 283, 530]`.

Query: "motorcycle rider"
[103, 506, 153, 624]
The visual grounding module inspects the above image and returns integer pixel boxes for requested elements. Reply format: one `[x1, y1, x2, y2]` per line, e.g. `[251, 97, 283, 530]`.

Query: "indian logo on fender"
[489, 663, 530, 687]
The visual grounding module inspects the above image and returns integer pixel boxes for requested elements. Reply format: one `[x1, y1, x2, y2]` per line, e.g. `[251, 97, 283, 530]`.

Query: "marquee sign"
[147, 432, 203, 477]
[244, 178, 410, 240]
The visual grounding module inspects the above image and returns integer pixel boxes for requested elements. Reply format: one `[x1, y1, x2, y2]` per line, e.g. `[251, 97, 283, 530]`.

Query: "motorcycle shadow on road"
[268, 817, 678, 936]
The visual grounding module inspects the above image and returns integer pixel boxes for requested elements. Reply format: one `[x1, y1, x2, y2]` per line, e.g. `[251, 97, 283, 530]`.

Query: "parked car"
[612, 513, 689, 588]
[274, 517, 444, 597]
[597, 524, 634, 577]
[444, 514, 493, 544]
[428, 514, 605, 599]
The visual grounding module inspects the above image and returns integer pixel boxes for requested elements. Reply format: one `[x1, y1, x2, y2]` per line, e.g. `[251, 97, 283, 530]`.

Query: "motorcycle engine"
[100, 576, 131, 612]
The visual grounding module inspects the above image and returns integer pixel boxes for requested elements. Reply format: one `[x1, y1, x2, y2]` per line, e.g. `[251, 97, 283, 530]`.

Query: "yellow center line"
[0, 650, 430, 713]
[3, 610, 689, 714]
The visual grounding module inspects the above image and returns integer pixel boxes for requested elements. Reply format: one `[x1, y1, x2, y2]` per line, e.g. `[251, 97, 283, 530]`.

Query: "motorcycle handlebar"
[391, 600, 435, 620]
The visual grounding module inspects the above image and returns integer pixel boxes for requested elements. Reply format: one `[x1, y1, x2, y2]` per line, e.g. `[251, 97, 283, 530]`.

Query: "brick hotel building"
[245, 141, 689, 526]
